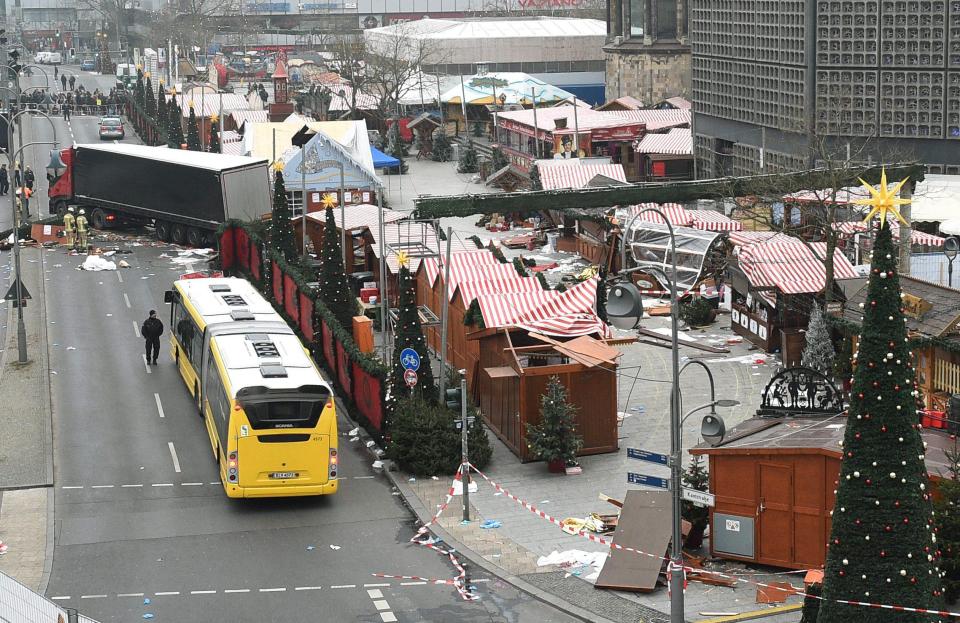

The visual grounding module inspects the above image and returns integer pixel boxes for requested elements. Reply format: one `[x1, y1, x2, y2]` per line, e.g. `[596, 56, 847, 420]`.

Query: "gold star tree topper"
[320, 193, 338, 209]
[272, 160, 285, 173]
[854, 168, 911, 228]
[396, 250, 410, 268]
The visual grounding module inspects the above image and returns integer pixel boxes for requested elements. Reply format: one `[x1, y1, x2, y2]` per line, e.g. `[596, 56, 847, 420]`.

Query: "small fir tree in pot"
[681, 455, 710, 548]
[431, 128, 452, 162]
[526, 376, 582, 471]
[490, 145, 509, 172]
[457, 139, 479, 173]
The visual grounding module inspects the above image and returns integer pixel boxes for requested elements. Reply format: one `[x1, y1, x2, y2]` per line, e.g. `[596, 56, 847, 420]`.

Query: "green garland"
[828, 314, 960, 355]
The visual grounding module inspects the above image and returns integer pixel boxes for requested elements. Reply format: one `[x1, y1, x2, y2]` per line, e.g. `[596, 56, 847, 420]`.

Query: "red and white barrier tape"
[466, 462, 956, 618]
[371, 573, 456, 585]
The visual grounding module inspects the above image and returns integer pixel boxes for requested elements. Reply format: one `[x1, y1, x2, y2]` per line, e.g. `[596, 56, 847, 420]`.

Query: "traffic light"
[445, 386, 462, 411]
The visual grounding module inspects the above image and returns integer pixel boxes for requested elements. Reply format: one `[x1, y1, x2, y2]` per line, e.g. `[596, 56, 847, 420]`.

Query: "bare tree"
[326, 34, 374, 120]
[363, 22, 446, 121]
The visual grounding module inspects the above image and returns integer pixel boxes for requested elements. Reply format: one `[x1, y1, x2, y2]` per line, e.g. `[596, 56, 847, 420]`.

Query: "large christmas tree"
[208, 114, 221, 153]
[267, 169, 298, 262]
[390, 261, 436, 401]
[818, 173, 942, 622]
[134, 68, 145, 109]
[186, 104, 203, 151]
[167, 100, 184, 149]
[319, 205, 356, 331]
[144, 76, 156, 124]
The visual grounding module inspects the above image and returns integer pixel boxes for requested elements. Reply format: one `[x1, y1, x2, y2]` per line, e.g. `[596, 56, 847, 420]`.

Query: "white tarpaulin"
[912, 174, 960, 223]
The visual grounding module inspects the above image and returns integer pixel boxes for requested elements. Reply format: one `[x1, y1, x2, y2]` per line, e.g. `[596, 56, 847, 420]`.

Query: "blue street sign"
[628, 472, 670, 489]
[627, 447, 670, 466]
[400, 348, 420, 371]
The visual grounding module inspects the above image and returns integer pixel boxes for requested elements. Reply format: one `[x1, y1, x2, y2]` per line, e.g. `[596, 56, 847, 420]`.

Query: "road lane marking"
[80, 595, 107, 599]
[117, 272, 123, 283]
[121, 484, 142, 488]
[123, 292, 131, 308]
[61, 485, 83, 489]
[133, 321, 140, 337]
[190, 590, 216, 595]
[168, 442, 181, 473]
[364, 583, 390, 588]
[181, 482, 203, 486]
[373, 600, 390, 611]
[90, 485, 113, 489]
[367, 589, 383, 599]
[151, 483, 173, 487]
[259, 588, 286, 592]
[224, 589, 250, 593]
[155, 591, 180, 596]
[50, 596, 70, 600]
[117, 593, 144, 597]
[400, 581, 426, 586]
[294, 586, 322, 591]
[354, 475, 375, 479]
[330, 585, 356, 589]
[380, 613, 397, 623]
[155, 393, 165, 418]
[142, 354, 151, 374]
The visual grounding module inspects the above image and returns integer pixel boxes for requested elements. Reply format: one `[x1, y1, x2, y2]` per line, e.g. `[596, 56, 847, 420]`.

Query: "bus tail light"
[228, 450, 238, 482]
[329, 448, 338, 479]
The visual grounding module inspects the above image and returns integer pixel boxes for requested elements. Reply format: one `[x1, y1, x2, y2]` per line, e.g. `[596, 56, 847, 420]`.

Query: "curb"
[337, 395, 619, 623]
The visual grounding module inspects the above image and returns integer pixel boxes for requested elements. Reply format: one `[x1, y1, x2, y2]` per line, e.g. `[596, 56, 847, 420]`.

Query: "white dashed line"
[90, 485, 113, 489]
[142, 354, 151, 374]
[380, 612, 397, 622]
[364, 583, 390, 588]
[367, 589, 383, 599]
[151, 483, 173, 487]
[168, 441, 181, 473]
[50, 596, 70, 601]
[123, 292, 131, 308]
[181, 482, 203, 486]
[373, 600, 390, 611]
[154, 393, 165, 418]
[259, 587, 286, 592]
[117, 272, 123, 283]
[354, 476, 375, 479]
[190, 590, 216, 595]
[294, 586, 322, 591]
[223, 589, 250, 594]
[117, 592, 144, 597]
[61, 485, 83, 489]
[121, 484, 142, 488]
[155, 591, 180, 596]
[133, 320, 141, 337]
[400, 581, 426, 586]
[330, 585, 356, 589]
[80, 594, 107, 599]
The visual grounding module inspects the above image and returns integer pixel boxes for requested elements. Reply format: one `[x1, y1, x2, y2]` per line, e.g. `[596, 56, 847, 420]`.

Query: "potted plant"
[525, 376, 583, 472]
[681, 455, 710, 549]
[679, 296, 716, 327]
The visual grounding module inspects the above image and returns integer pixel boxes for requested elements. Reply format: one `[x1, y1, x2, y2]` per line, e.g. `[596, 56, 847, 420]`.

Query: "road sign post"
[681, 488, 715, 507]
[627, 472, 670, 489]
[403, 369, 418, 387]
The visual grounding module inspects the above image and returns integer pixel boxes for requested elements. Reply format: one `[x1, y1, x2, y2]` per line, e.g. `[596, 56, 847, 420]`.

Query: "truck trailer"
[48, 143, 271, 246]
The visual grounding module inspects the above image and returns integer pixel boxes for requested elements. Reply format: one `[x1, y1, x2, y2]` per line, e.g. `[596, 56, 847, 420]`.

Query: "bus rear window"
[243, 400, 326, 430]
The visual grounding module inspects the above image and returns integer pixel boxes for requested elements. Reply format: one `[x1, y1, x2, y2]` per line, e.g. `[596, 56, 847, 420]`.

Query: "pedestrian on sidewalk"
[62, 100, 70, 120]
[54, 65, 58, 80]
[0, 164, 9, 195]
[142, 310, 164, 365]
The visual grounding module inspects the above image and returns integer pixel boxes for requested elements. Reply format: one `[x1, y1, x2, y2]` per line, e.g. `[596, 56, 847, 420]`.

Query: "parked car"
[80, 59, 95, 71]
[98, 117, 124, 140]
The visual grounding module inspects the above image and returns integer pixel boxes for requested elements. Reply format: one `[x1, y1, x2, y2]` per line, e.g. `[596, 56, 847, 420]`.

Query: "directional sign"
[3, 277, 31, 302]
[627, 472, 670, 490]
[403, 368, 418, 387]
[400, 348, 420, 371]
[627, 447, 669, 466]
[681, 487, 715, 507]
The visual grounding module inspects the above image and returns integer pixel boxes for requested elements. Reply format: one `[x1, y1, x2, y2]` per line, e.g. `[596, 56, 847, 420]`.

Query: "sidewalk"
[0, 246, 55, 594]
[370, 315, 808, 623]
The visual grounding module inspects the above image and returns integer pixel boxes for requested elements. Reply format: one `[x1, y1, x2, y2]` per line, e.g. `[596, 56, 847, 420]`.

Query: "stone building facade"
[603, 0, 690, 105]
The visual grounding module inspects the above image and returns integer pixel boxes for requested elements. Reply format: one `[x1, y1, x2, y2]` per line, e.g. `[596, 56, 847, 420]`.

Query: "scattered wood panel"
[595, 490, 671, 592]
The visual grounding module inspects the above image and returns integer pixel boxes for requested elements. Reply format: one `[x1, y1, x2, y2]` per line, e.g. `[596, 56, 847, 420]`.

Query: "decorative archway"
[757, 366, 844, 417]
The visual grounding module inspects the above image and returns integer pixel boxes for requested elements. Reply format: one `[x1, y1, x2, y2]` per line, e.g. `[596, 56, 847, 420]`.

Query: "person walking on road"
[68, 75, 75, 91]
[13, 162, 21, 189]
[60, 73, 67, 91]
[62, 207, 76, 250]
[54, 66, 58, 80]
[63, 99, 70, 120]
[0, 164, 9, 196]
[75, 209, 88, 251]
[23, 166, 34, 191]
[142, 310, 164, 365]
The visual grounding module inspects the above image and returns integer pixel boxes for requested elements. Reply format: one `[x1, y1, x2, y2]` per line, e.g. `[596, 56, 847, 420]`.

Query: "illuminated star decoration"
[853, 168, 911, 228]
[320, 193, 338, 209]
[272, 160, 285, 173]
[396, 250, 409, 268]
[209, 113, 218, 123]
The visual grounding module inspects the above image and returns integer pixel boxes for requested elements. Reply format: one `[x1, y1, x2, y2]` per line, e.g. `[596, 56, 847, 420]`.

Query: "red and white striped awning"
[539, 163, 627, 191]
[477, 277, 609, 338]
[628, 203, 692, 226]
[422, 250, 503, 290]
[728, 231, 790, 247]
[833, 221, 945, 247]
[632, 128, 692, 155]
[688, 209, 743, 232]
[739, 239, 858, 296]
[456, 269, 543, 305]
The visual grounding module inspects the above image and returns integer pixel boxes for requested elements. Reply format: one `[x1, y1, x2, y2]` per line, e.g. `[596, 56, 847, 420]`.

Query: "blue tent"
[371, 146, 400, 170]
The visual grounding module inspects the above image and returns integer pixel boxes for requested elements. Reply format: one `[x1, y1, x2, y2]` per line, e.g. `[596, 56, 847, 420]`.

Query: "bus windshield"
[242, 400, 327, 430]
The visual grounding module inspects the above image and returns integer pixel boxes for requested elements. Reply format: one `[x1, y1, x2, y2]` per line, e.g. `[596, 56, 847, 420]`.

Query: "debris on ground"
[79, 255, 117, 271]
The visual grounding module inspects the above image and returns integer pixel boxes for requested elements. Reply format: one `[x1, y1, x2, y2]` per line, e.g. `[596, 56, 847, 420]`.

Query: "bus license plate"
[270, 472, 298, 479]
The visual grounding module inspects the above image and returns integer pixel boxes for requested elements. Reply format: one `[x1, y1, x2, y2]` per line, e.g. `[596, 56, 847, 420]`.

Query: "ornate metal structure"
[757, 366, 844, 417]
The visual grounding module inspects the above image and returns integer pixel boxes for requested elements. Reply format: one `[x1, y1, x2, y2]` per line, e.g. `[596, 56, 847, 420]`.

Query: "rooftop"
[839, 274, 960, 339]
[496, 105, 690, 135]
[364, 17, 607, 41]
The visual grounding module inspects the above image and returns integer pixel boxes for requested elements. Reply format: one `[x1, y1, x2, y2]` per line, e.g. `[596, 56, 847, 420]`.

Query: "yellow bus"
[164, 276, 338, 498]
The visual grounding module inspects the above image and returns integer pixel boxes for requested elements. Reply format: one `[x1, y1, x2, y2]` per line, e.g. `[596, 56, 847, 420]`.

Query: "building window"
[630, 0, 646, 37]
[285, 190, 305, 217]
[656, 0, 677, 40]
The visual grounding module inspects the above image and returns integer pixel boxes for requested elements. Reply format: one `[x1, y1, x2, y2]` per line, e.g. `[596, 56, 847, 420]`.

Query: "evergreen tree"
[472, 120, 484, 138]
[156, 82, 167, 129]
[802, 306, 836, 375]
[267, 170, 298, 262]
[800, 583, 822, 623]
[457, 139, 479, 173]
[134, 68, 145, 108]
[596, 266, 608, 324]
[529, 163, 543, 190]
[490, 145, 509, 172]
[186, 105, 203, 151]
[818, 221, 942, 622]
[208, 114, 221, 153]
[390, 263, 436, 401]
[167, 100, 184, 149]
[525, 376, 582, 464]
[144, 76, 156, 123]
[384, 119, 408, 173]
[934, 443, 960, 604]
[681, 454, 710, 546]
[431, 128, 452, 162]
[319, 206, 356, 331]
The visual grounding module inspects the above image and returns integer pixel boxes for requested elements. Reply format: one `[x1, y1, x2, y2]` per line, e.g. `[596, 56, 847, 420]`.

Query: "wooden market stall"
[690, 366, 953, 570]
[470, 329, 621, 462]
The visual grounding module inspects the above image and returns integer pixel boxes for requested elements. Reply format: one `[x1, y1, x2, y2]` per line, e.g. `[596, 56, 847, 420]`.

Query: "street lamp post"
[944, 237, 959, 288]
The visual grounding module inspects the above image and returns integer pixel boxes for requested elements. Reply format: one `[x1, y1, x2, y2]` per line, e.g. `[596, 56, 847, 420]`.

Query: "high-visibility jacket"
[76, 215, 88, 233]
[63, 213, 75, 233]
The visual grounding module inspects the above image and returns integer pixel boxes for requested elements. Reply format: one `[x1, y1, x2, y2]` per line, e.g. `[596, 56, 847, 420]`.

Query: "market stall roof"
[244, 120, 377, 179]
[327, 85, 381, 112]
[304, 203, 407, 233]
[231, 109, 269, 128]
[632, 128, 692, 156]
[422, 249, 502, 287]
[597, 96, 645, 111]
[168, 92, 250, 118]
[475, 276, 609, 337]
[623, 219, 724, 294]
[833, 220, 945, 246]
[496, 105, 690, 135]
[538, 161, 627, 190]
[838, 274, 960, 339]
[625, 203, 742, 232]
[688, 209, 743, 231]
[738, 237, 858, 297]
[728, 230, 791, 247]
[370, 146, 400, 170]
[440, 72, 574, 106]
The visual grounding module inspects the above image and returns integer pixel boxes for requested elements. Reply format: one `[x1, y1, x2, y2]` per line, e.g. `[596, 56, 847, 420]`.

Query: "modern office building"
[692, 0, 960, 177]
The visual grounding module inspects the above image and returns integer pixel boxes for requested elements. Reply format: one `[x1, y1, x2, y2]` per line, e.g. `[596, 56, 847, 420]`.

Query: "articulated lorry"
[48, 143, 271, 247]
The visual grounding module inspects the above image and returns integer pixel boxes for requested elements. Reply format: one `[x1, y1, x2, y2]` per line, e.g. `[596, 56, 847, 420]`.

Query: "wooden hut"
[690, 367, 954, 570]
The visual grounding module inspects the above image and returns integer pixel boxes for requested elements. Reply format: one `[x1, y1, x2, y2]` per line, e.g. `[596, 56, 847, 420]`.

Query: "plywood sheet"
[595, 490, 671, 592]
